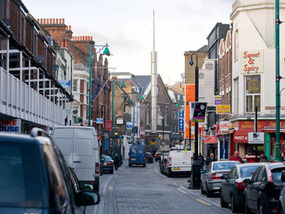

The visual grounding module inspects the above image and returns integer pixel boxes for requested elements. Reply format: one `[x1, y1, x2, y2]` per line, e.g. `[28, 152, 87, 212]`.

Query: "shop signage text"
[241, 50, 263, 74]
[0, 119, 21, 133]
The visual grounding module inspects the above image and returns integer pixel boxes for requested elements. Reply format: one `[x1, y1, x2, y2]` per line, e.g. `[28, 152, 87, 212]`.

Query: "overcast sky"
[22, 0, 234, 85]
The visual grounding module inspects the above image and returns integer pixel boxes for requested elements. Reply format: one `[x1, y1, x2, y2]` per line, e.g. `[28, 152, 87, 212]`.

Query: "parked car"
[165, 149, 193, 177]
[51, 126, 100, 192]
[201, 161, 240, 197]
[159, 152, 169, 174]
[129, 142, 146, 167]
[220, 163, 266, 213]
[244, 163, 285, 214]
[146, 152, 154, 163]
[279, 171, 285, 214]
[0, 128, 100, 214]
[101, 155, 114, 174]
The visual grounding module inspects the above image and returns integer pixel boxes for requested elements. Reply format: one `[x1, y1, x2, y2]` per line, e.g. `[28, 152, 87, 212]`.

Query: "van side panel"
[52, 129, 74, 169]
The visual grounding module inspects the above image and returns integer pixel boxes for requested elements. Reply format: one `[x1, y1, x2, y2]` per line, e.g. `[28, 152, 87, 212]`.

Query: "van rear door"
[171, 151, 192, 172]
[73, 128, 97, 181]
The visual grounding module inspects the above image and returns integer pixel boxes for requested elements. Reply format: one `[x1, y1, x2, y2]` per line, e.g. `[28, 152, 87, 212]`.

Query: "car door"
[227, 167, 238, 203]
[223, 167, 234, 202]
[249, 166, 264, 211]
[203, 163, 212, 188]
[246, 166, 262, 210]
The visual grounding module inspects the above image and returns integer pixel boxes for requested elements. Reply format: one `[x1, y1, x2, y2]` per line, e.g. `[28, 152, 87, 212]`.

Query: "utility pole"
[132, 94, 136, 144]
[88, 44, 92, 126]
[275, 0, 281, 161]
[111, 80, 114, 157]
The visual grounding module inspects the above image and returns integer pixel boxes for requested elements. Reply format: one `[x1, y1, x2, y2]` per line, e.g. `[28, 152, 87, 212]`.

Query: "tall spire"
[151, 10, 157, 133]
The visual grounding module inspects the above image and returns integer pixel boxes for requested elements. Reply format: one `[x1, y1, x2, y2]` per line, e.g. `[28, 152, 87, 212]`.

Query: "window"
[73, 79, 78, 92]
[213, 162, 239, 171]
[234, 77, 239, 113]
[146, 105, 150, 125]
[240, 165, 261, 178]
[0, 142, 43, 207]
[245, 75, 261, 112]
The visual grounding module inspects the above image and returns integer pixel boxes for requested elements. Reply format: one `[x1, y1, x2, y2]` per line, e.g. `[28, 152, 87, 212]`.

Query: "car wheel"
[206, 184, 212, 197]
[110, 170, 114, 174]
[231, 195, 238, 213]
[129, 163, 132, 167]
[143, 164, 146, 167]
[220, 193, 228, 208]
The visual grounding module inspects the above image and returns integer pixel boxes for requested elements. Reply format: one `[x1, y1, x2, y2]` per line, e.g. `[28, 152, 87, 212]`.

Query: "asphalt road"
[87, 161, 241, 214]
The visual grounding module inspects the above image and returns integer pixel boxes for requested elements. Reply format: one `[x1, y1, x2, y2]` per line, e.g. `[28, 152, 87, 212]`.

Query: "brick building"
[0, 0, 72, 133]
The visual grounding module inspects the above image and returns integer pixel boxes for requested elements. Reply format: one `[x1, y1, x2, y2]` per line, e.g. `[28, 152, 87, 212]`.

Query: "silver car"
[201, 161, 240, 197]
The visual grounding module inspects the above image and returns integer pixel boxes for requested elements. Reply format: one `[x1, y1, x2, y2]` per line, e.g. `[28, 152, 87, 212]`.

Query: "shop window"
[245, 75, 261, 113]
[73, 79, 78, 92]
[234, 77, 239, 113]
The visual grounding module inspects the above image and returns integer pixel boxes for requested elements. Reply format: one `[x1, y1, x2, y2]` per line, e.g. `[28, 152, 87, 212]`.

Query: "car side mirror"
[76, 191, 100, 206]
[243, 179, 251, 184]
[83, 184, 93, 191]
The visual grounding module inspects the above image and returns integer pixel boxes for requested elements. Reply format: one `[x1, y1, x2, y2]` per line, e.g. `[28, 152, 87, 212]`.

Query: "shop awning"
[264, 127, 285, 133]
[203, 135, 217, 144]
[233, 129, 248, 144]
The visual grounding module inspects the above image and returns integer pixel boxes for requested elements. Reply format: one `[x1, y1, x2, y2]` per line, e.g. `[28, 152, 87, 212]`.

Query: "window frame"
[244, 74, 261, 113]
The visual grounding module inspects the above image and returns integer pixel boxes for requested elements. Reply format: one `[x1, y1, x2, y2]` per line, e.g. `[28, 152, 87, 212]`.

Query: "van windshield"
[0, 142, 43, 208]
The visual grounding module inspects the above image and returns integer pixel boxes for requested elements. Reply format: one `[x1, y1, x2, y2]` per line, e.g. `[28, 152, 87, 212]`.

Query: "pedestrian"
[198, 153, 204, 166]
[205, 152, 217, 167]
[281, 152, 285, 162]
[114, 153, 119, 170]
[229, 151, 244, 163]
[259, 151, 268, 162]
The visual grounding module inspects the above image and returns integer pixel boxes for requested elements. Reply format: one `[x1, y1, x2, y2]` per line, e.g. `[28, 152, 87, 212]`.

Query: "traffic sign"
[178, 109, 184, 132]
[126, 122, 132, 130]
[95, 118, 104, 124]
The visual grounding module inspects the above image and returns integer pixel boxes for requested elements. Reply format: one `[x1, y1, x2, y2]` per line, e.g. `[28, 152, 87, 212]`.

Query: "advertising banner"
[0, 119, 21, 133]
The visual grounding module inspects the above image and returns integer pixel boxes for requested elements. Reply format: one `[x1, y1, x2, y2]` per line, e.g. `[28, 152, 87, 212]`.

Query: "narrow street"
[90, 162, 240, 214]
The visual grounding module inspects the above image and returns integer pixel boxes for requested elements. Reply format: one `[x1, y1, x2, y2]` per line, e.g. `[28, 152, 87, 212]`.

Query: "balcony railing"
[0, 68, 66, 127]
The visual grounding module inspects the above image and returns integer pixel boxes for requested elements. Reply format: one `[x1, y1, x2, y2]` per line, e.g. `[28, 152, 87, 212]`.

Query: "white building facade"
[231, 0, 285, 157]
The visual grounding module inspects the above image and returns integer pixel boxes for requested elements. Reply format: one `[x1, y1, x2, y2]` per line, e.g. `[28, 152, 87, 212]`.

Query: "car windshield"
[272, 167, 285, 184]
[105, 156, 112, 161]
[0, 141, 43, 208]
[213, 162, 238, 171]
[240, 165, 261, 178]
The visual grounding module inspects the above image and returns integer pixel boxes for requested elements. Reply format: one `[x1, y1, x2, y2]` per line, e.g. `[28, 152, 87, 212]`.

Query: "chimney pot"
[59, 19, 61, 24]
[47, 19, 49, 24]
[63, 18, 65, 24]
[56, 18, 58, 24]
[69, 25, 71, 31]
[44, 19, 46, 24]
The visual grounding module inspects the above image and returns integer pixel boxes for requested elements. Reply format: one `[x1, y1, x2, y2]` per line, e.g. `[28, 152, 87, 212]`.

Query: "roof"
[197, 45, 208, 52]
[132, 75, 151, 94]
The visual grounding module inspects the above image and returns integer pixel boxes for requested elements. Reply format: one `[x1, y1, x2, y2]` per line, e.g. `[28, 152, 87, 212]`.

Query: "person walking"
[114, 153, 120, 170]
[205, 152, 217, 167]
[198, 153, 204, 166]
[229, 151, 244, 163]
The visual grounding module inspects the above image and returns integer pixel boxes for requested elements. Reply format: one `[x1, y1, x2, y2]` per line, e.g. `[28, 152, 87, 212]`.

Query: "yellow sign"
[151, 142, 156, 145]
[216, 105, 231, 115]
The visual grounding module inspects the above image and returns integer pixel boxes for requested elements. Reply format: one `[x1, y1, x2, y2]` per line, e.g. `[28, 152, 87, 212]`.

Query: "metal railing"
[0, 67, 66, 127]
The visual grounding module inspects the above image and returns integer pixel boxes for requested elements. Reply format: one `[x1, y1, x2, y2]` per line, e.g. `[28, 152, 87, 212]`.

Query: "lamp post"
[88, 43, 110, 127]
[275, 0, 281, 161]
[189, 52, 201, 189]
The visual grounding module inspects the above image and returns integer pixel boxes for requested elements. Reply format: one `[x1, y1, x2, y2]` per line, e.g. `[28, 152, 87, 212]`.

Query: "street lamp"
[189, 52, 201, 189]
[88, 43, 110, 127]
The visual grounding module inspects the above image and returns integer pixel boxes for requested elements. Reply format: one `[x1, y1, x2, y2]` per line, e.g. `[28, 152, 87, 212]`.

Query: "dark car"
[244, 163, 285, 214]
[220, 163, 266, 213]
[146, 152, 154, 163]
[102, 155, 114, 174]
[159, 152, 169, 174]
[201, 161, 240, 197]
[279, 171, 285, 214]
[0, 128, 99, 214]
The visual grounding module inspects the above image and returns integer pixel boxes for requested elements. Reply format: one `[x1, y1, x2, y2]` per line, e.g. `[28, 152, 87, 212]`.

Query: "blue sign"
[95, 118, 104, 124]
[126, 122, 132, 130]
[58, 80, 71, 88]
[178, 109, 184, 132]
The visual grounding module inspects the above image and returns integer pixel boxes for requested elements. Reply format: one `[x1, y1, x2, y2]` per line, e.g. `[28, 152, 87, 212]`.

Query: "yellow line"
[196, 198, 211, 206]
[177, 188, 188, 195]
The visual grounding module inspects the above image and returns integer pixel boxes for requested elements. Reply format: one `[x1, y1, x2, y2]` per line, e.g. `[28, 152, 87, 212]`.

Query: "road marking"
[109, 186, 114, 191]
[196, 198, 211, 206]
[177, 188, 188, 195]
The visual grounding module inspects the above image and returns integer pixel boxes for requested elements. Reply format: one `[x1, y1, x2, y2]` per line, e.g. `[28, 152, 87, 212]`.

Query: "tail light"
[108, 162, 113, 166]
[210, 173, 221, 180]
[95, 162, 100, 174]
[237, 182, 247, 189]
[168, 157, 172, 167]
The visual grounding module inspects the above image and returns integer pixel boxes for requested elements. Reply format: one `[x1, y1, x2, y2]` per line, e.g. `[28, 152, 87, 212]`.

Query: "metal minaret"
[151, 10, 157, 133]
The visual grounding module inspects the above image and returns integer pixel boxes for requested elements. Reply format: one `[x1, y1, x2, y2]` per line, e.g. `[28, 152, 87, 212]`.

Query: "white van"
[51, 126, 100, 192]
[166, 149, 193, 177]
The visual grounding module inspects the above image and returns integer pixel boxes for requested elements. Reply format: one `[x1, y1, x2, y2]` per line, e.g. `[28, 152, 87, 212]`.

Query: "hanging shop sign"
[190, 102, 207, 122]
[216, 105, 231, 115]
[178, 109, 184, 132]
[248, 132, 264, 144]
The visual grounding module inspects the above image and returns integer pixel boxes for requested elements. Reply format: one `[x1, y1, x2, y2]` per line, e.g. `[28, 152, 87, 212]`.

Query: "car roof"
[0, 132, 52, 146]
[268, 162, 285, 170]
[53, 126, 95, 130]
[212, 161, 240, 164]
[237, 163, 267, 168]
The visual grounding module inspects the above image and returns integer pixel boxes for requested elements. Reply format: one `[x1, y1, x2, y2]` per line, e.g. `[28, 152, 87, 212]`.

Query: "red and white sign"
[219, 121, 232, 132]
[204, 135, 217, 144]
[106, 120, 112, 130]
[240, 50, 263, 74]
